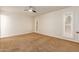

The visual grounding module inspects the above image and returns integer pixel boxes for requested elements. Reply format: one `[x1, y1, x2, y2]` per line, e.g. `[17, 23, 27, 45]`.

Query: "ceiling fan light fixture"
[24, 6, 37, 13]
[28, 9, 32, 12]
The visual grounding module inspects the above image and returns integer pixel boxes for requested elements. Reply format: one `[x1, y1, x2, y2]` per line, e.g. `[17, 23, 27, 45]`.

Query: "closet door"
[64, 12, 73, 38]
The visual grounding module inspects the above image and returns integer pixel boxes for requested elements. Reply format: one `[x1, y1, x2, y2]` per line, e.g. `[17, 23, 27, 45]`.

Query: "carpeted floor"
[0, 32, 79, 52]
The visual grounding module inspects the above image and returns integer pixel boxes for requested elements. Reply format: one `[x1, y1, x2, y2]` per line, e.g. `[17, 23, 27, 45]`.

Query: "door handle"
[76, 32, 79, 34]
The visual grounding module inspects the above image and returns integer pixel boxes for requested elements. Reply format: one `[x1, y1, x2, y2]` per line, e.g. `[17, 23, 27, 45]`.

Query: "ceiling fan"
[24, 6, 37, 13]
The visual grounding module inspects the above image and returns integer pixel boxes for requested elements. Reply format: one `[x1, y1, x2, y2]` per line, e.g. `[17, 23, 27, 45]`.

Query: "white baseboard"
[52, 35, 79, 43]
[0, 32, 32, 38]
[37, 32, 79, 43]
[1, 32, 79, 43]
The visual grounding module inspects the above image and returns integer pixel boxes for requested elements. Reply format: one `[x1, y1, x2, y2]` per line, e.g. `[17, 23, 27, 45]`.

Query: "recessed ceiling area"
[1, 6, 70, 16]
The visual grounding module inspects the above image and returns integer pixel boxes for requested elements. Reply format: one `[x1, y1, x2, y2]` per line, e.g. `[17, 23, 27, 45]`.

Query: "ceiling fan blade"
[24, 9, 28, 11]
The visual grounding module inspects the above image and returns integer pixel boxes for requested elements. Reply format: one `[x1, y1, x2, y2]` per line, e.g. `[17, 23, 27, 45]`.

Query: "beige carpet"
[0, 33, 79, 52]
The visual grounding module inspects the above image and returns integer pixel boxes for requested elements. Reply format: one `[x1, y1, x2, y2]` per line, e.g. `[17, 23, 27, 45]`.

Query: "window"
[64, 12, 73, 38]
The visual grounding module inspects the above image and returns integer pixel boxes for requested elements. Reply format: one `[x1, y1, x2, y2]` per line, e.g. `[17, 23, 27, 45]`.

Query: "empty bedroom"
[0, 6, 79, 52]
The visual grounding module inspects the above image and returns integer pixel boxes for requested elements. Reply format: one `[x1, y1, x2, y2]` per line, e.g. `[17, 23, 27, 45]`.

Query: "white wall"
[0, 12, 1, 37]
[1, 12, 34, 38]
[35, 7, 79, 41]
[35, 11, 63, 36]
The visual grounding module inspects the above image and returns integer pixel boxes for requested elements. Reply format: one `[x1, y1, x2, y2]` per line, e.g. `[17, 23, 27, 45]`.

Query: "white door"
[74, 13, 79, 40]
[75, 18, 79, 40]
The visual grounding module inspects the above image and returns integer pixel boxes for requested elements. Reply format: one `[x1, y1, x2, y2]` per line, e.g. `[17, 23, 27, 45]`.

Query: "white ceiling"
[1, 6, 69, 16]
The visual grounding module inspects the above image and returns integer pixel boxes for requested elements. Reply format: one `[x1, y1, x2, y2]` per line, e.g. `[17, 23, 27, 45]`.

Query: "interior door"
[74, 13, 79, 40]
